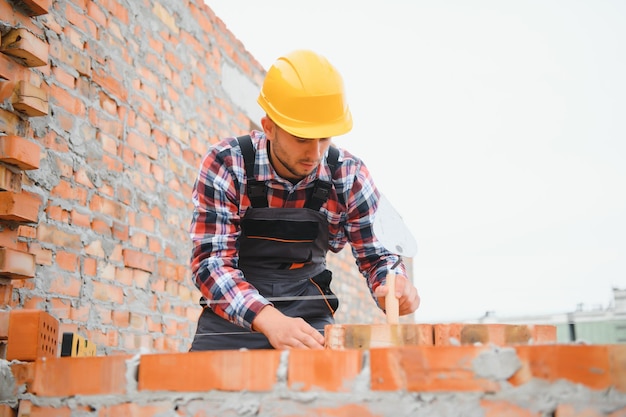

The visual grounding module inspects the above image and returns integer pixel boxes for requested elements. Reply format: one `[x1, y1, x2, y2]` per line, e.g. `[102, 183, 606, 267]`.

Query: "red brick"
[0, 404, 15, 417]
[434, 323, 556, 346]
[15, 0, 51, 16]
[17, 225, 36, 239]
[6, 310, 59, 361]
[554, 404, 603, 417]
[609, 344, 626, 393]
[0, 310, 9, 339]
[48, 274, 81, 297]
[17, 400, 74, 416]
[0, 247, 36, 279]
[278, 404, 381, 417]
[288, 349, 362, 391]
[122, 248, 155, 272]
[0, 165, 22, 193]
[0, 135, 40, 170]
[9, 362, 35, 392]
[0, 283, 14, 306]
[370, 346, 500, 392]
[138, 350, 281, 392]
[98, 402, 174, 417]
[481, 399, 541, 417]
[0, 28, 48, 67]
[48, 38, 91, 76]
[55, 250, 78, 272]
[0, 109, 21, 137]
[0, 80, 15, 102]
[92, 281, 124, 304]
[31, 355, 130, 396]
[0, 191, 41, 223]
[12, 81, 49, 117]
[510, 345, 612, 390]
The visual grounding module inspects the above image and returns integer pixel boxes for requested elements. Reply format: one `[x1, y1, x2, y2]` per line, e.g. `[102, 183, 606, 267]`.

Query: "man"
[189, 49, 420, 350]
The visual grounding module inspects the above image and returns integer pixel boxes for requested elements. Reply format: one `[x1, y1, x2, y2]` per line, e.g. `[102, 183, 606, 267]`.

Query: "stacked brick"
[0, 0, 49, 363]
[3, 338, 626, 416]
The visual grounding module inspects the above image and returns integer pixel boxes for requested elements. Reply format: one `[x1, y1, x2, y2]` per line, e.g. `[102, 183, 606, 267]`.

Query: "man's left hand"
[373, 274, 421, 315]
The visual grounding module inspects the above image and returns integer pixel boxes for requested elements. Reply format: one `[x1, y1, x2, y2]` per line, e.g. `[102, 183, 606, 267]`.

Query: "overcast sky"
[205, 0, 626, 322]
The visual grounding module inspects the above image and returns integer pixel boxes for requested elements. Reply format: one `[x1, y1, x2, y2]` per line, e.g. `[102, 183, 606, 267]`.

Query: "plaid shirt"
[189, 130, 403, 329]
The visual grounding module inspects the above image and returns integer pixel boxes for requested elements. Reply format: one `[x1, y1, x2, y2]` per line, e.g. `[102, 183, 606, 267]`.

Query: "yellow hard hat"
[257, 49, 353, 139]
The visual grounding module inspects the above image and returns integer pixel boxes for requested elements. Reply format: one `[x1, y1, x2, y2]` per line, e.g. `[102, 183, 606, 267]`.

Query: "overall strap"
[237, 135, 268, 208]
[305, 146, 340, 211]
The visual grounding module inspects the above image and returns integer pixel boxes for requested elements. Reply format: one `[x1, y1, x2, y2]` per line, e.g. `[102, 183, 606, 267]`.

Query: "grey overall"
[189, 136, 339, 350]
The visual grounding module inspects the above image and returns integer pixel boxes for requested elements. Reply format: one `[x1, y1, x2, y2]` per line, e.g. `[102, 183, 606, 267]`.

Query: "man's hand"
[374, 274, 421, 315]
[252, 305, 325, 349]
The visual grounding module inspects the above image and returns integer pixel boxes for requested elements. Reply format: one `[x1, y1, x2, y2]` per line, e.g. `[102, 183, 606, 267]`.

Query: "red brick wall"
[5, 342, 626, 416]
[0, 0, 391, 355]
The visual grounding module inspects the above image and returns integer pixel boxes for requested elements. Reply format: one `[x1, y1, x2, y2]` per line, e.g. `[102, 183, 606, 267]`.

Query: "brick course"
[3, 344, 626, 416]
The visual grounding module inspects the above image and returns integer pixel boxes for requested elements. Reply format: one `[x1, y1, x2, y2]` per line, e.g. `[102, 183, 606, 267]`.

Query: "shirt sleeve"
[340, 158, 407, 305]
[189, 139, 270, 329]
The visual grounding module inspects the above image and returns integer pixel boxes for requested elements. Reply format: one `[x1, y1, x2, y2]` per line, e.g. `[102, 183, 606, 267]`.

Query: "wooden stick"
[385, 271, 399, 324]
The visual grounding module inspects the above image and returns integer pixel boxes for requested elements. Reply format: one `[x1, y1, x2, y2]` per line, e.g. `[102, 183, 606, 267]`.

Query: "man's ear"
[261, 116, 276, 140]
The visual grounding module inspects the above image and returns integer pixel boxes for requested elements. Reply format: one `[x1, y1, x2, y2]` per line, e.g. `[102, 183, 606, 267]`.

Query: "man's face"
[262, 117, 332, 182]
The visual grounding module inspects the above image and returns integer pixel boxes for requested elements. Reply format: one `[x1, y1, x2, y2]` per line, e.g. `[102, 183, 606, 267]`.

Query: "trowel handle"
[385, 271, 399, 324]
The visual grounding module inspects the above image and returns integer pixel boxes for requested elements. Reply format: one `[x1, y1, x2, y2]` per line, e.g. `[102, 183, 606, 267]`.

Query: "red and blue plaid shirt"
[189, 130, 403, 329]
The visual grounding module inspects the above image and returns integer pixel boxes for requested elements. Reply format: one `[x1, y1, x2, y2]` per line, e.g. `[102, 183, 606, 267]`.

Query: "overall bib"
[190, 136, 339, 350]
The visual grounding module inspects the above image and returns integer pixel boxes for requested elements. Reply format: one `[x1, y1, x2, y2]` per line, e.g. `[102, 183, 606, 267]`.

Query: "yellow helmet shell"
[257, 50, 353, 139]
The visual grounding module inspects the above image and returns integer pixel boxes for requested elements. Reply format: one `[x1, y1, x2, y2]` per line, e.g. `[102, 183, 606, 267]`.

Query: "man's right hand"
[251, 305, 325, 350]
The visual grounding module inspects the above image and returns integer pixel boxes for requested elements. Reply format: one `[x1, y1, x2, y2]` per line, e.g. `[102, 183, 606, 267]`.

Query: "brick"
[554, 404, 603, 417]
[0, 310, 8, 339]
[0, 28, 48, 67]
[0, 135, 40, 170]
[0, 52, 22, 82]
[510, 345, 613, 391]
[275, 404, 381, 417]
[609, 344, 626, 393]
[98, 403, 174, 417]
[6, 310, 59, 361]
[370, 346, 500, 392]
[9, 362, 35, 391]
[12, 81, 49, 117]
[0, 247, 36, 279]
[481, 399, 541, 417]
[12, 0, 51, 16]
[434, 323, 556, 346]
[325, 323, 433, 349]
[138, 350, 281, 392]
[0, 80, 14, 101]
[0, 165, 22, 193]
[30, 355, 130, 396]
[0, 283, 14, 306]
[0, 191, 41, 223]
[17, 400, 73, 417]
[0, 404, 16, 417]
[122, 248, 155, 272]
[0, 109, 21, 136]
[288, 349, 362, 391]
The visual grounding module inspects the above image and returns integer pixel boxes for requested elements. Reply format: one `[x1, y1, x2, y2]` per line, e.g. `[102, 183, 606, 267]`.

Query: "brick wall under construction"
[1, 1, 625, 416]
[0, 0, 391, 358]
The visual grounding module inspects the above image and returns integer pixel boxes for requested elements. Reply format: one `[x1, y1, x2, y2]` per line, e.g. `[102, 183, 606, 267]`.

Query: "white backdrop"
[206, 0, 626, 321]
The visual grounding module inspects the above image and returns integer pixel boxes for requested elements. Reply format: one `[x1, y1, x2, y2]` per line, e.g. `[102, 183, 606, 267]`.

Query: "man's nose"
[306, 139, 323, 157]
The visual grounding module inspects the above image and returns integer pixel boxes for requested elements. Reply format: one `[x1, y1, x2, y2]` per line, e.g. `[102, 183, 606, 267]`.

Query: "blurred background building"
[475, 287, 626, 344]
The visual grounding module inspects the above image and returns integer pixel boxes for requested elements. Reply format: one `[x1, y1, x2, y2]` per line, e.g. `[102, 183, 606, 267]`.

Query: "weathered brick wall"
[0, 0, 392, 356]
[3, 341, 626, 416]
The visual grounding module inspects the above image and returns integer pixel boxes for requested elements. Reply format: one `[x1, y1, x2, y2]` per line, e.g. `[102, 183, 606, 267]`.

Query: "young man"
[189, 49, 420, 350]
